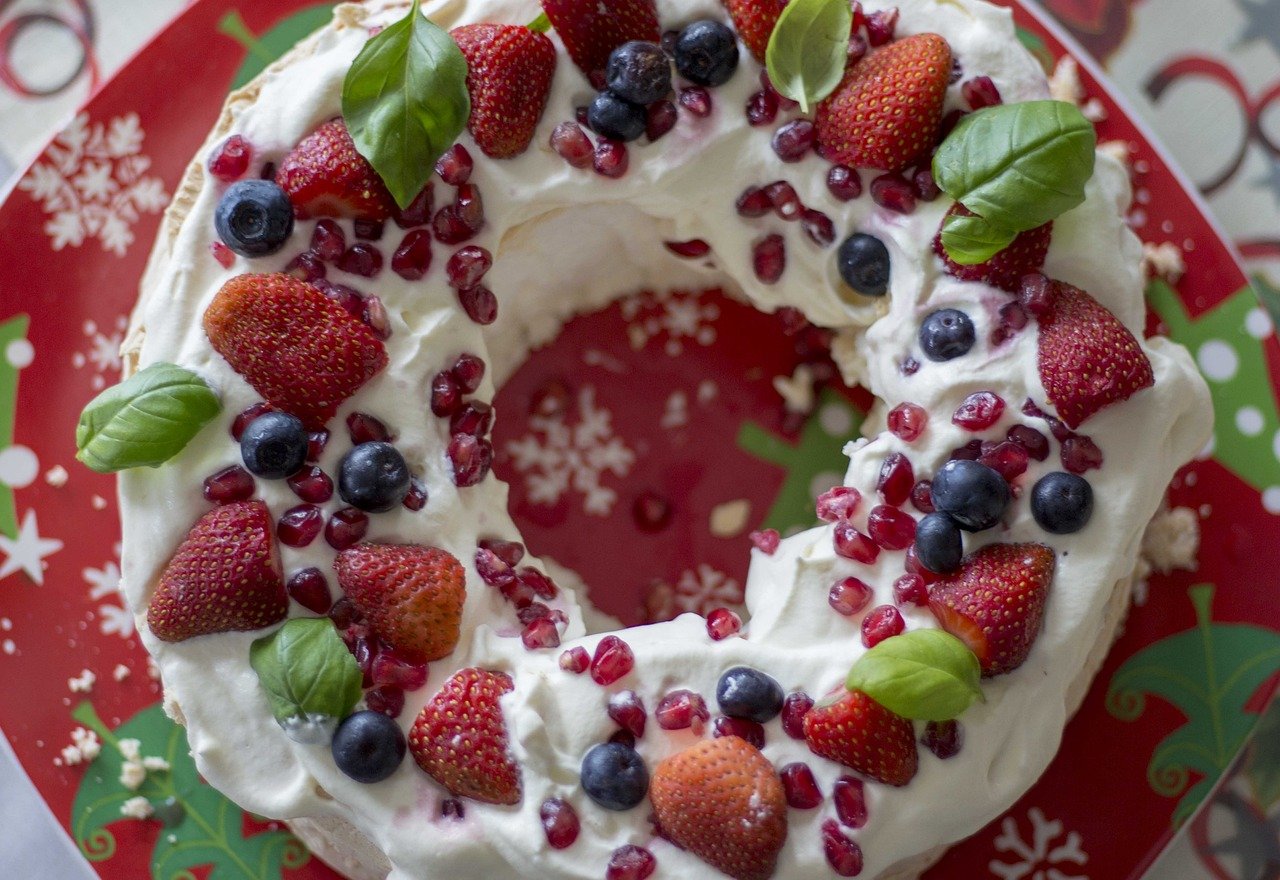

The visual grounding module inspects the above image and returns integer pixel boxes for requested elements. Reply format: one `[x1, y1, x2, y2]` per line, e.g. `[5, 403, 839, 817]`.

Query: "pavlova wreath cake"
[73, 0, 1213, 876]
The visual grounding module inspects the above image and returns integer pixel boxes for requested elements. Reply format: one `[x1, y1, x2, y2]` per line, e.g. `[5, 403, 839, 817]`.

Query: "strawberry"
[1034, 279, 1156, 428]
[802, 689, 918, 786]
[933, 204, 1053, 293]
[147, 501, 287, 642]
[451, 24, 557, 159]
[274, 118, 395, 221]
[649, 737, 787, 880]
[815, 33, 952, 173]
[334, 544, 465, 663]
[721, 0, 788, 62]
[203, 273, 388, 431]
[409, 668, 521, 804]
[540, 0, 661, 79]
[927, 542, 1056, 677]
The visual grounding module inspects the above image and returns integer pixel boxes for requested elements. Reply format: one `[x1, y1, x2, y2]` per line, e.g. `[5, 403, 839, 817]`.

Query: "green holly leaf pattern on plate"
[1244, 698, 1280, 811]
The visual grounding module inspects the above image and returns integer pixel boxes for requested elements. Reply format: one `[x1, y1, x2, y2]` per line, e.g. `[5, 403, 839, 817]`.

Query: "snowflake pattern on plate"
[84, 543, 129, 638]
[643, 563, 745, 623]
[72, 315, 126, 390]
[620, 290, 719, 356]
[990, 807, 1089, 880]
[19, 112, 169, 256]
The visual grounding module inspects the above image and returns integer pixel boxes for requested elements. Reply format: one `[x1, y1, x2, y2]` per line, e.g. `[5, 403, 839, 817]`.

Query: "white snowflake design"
[990, 808, 1089, 880]
[84, 543, 131, 639]
[72, 315, 127, 390]
[620, 291, 719, 356]
[505, 386, 635, 516]
[644, 564, 745, 622]
[19, 113, 169, 256]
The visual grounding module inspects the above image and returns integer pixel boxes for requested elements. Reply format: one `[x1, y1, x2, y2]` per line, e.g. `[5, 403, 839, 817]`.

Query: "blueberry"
[920, 309, 975, 362]
[674, 20, 739, 87]
[331, 711, 405, 784]
[930, 459, 1010, 532]
[606, 41, 672, 105]
[587, 91, 648, 142]
[241, 412, 308, 479]
[215, 179, 294, 258]
[1031, 472, 1094, 534]
[338, 442, 411, 513]
[581, 742, 648, 810]
[716, 666, 784, 723]
[837, 233, 891, 297]
[914, 513, 963, 574]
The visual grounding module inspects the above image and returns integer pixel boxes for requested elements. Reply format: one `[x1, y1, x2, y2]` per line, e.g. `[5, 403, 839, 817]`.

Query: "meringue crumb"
[1049, 56, 1085, 106]
[44, 466, 69, 487]
[1142, 506, 1200, 573]
[91, 495, 108, 510]
[1098, 140, 1130, 166]
[1143, 242, 1186, 284]
[710, 499, 751, 538]
[773, 364, 816, 415]
[120, 760, 146, 791]
[60, 727, 101, 766]
[68, 669, 96, 694]
[120, 796, 154, 820]
[112, 664, 131, 682]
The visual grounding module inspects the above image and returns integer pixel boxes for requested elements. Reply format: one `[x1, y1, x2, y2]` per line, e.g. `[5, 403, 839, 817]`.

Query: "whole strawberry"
[928, 542, 1055, 676]
[803, 689, 918, 786]
[816, 33, 952, 172]
[541, 0, 661, 79]
[1034, 279, 1155, 428]
[275, 118, 395, 221]
[451, 24, 557, 159]
[203, 273, 388, 431]
[147, 501, 287, 642]
[649, 737, 787, 880]
[933, 204, 1053, 293]
[721, 0, 788, 62]
[409, 668, 521, 804]
[334, 543, 465, 663]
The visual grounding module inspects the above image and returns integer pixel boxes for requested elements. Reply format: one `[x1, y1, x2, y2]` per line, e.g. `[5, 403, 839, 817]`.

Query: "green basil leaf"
[528, 11, 551, 33]
[250, 618, 363, 742]
[765, 0, 852, 114]
[75, 362, 221, 474]
[932, 100, 1096, 232]
[939, 211, 1018, 266]
[846, 629, 983, 721]
[341, 0, 471, 209]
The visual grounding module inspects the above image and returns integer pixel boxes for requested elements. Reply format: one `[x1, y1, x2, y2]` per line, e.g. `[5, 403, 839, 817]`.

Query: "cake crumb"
[1142, 506, 1199, 573]
[1142, 242, 1186, 284]
[1049, 56, 1085, 106]
[112, 663, 131, 682]
[1098, 140, 1130, 166]
[68, 668, 96, 694]
[710, 500, 751, 538]
[120, 796, 154, 820]
[773, 364, 816, 415]
[45, 465, 69, 487]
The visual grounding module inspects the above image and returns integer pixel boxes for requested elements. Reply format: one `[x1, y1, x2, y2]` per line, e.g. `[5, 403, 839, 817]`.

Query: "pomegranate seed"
[764, 181, 801, 220]
[432, 204, 472, 244]
[286, 568, 332, 614]
[1007, 424, 1050, 461]
[904, 544, 944, 586]
[1061, 434, 1104, 473]
[750, 529, 780, 555]
[864, 7, 898, 44]
[829, 577, 873, 616]
[746, 89, 779, 126]
[316, 280, 366, 319]
[591, 636, 635, 686]
[992, 301, 1028, 346]
[575, 105, 590, 127]
[403, 479, 428, 511]
[759, 70, 798, 109]
[363, 296, 391, 340]
[655, 690, 709, 732]
[365, 685, 405, 718]
[203, 465, 255, 503]
[949, 56, 964, 84]
[372, 652, 429, 690]
[868, 505, 917, 550]
[713, 716, 765, 749]
[887, 402, 928, 441]
[278, 504, 323, 547]
[347, 412, 391, 445]
[541, 798, 580, 849]
[559, 646, 590, 674]
[325, 507, 369, 550]
[454, 183, 484, 231]
[446, 246, 492, 289]
[753, 234, 786, 284]
[871, 173, 916, 213]
[608, 691, 647, 738]
[448, 434, 493, 486]
[481, 538, 525, 567]
[1047, 416, 1073, 443]
[353, 218, 384, 241]
[645, 100, 679, 141]
[827, 165, 862, 201]
[953, 391, 1006, 431]
[594, 139, 629, 178]
[877, 452, 915, 506]
[286, 465, 333, 503]
[476, 548, 515, 587]
[833, 777, 869, 828]
[518, 567, 558, 599]
[910, 480, 935, 513]
[893, 573, 929, 607]
[913, 167, 941, 201]
[963, 75, 1002, 109]
[774, 120, 817, 162]
[901, 356, 920, 376]
[781, 692, 813, 739]
[664, 239, 711, 258]
[522, 616, 561, 650]
[210, 241, 235, 268]
[706, 608, 742, 640]
[209, 135, 252, 182]
[285, 252, 327, 282]
[231, 403, 273, 440]
[458, 285, 498, 324]
[606, 845, 656, 880]
[816, 486, 861, 522]
[450, 400, 494, 438]
[550, 122, 594, 168]
[500, 578, 537, 609]
[801, 209, 837, 247]
[1018, 273, 1054, 317]
[329, 596, 363, 630]
[923, 719, 963, 759]
[736, 186, 772, 218]
[861, 605, 905, 648]
[950, 439, 985, 461]
[441, 798, 465, 820]
[392, 183, 434, 229]
[938, 108, 967, 144]
[980, 440, 1030, 481]
[679, 86, 713, 117]
[845, 33, 868, 65]
[337, 243, 383, 278]
[436, 144, 474, 186]
[833, 522, 880, 564]
[431, 372, 463, 417]
[391, 229, 433, 280]
[780, 763, 823, 809]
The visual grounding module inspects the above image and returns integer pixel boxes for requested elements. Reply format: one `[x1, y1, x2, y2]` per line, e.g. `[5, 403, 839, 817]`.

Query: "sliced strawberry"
[334, 543, 465, 663]
[928, 542, 1055, 676]
[147, 501, 287, 642]
[803, 689, 917, 786]
[649, 737, 787, 880]
[409, 668, 521, 804]
[203, 273, 388, 431]
[274, 118, 395, 221]
[540, 0, 660, 79]
[451, 24, 557, 159]
[815, 33, 952, 173]
[721, 0, 788, 62]
[933, 203, 1053, 292]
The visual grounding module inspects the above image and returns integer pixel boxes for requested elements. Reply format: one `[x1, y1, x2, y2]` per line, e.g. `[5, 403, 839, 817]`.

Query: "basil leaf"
[939, 211, 1018, 266]
[341, 0, 471, 209]
[75, 362, 221, 473]
[250, 618, 363, 744]
[765, 0, 852, 114]
[528, 11, 551, 33]
[846, 629, 983, 721]
[932, 100, 1096, 233]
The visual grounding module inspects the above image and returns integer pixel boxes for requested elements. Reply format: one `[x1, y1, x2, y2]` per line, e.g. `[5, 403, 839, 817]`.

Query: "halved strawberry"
[1034, 279, 1155, 428]
[721, 0, 788, 62]
[147, 501, 287, 642]
[649, 737, 787, 880]
[815, 33, 952, 172]
[203, 273, 388, 431]
[274, 118, 395, 221]
[928, 542, 1055, 677]
[802, 689, 918, 786]
[334, 544, 465, 663]
[451, 24, 557, 159]
[541, 0, 660, 79]
[933, 204, 1053, 293]
[409, 668, 521, 804]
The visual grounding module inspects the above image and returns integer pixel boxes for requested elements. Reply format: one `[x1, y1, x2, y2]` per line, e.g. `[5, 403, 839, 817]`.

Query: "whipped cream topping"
[119, 0, 1213, 878]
